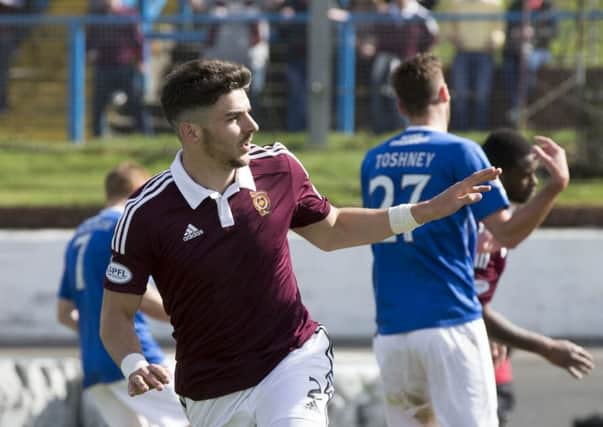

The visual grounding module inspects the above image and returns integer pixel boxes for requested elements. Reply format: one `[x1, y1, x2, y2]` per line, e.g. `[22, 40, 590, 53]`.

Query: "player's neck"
[408, 116, 448, 132]
[182, 151, 235, 194]
[408, 105, 449, 132]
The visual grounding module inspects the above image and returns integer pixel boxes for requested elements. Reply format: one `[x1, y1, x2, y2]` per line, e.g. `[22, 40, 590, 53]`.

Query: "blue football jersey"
[361, 126, 509, 334]
[58, 207, 165, 388]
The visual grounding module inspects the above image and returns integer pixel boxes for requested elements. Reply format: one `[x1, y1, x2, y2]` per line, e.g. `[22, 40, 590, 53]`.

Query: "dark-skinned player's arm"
[482, 304, 594, 379]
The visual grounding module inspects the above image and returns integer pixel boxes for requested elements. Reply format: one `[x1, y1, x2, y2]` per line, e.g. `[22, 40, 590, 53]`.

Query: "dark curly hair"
[160, 59, 251, 126]
[482, 128, 533, 171]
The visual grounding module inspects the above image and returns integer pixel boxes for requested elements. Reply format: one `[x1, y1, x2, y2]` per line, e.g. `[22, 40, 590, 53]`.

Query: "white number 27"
[369, 174, 430, 242]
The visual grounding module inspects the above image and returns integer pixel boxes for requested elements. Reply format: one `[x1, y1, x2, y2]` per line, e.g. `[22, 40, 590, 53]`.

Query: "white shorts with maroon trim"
[181, 326, 334, 427]
[373, 318, 498, 427]
[84, 379, 188, 427]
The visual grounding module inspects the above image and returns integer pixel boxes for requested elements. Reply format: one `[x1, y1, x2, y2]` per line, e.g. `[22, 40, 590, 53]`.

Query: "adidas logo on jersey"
[183, 224, 204, 241]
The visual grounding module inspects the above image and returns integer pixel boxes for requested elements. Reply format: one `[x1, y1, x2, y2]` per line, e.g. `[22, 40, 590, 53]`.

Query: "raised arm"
[483, 136, 569, 248]
[294, 167, 500, 251]
[100, 289, 170, 396]
[482, 304, 594, 379]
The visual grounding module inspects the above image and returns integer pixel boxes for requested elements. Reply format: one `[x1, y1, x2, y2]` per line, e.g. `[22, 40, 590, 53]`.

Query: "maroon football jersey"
[474, 248, 507, 305]
[104, 143, 331, 400]
[474, 246, 512, 384]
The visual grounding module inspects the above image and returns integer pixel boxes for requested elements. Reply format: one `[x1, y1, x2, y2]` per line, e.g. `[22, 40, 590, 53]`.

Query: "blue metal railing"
[0, 10, 600, 141]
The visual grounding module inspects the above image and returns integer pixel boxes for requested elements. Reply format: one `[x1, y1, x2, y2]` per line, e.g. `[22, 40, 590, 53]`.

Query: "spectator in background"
[418, 0, 438, 10]
[346, 0, 383, 109]
[502, 0, 557, 126]
[359, 0, 437, 134]
[273, 0, 309, 132]
[57, 161, 188, 427]
[0, 0, 24, 114]
[87, 0, 152, 137]
[440, 0, 505, 130]
[89, 0, 167, 18]
[202, 0, 269, 116]
[167, 0, 209, 65]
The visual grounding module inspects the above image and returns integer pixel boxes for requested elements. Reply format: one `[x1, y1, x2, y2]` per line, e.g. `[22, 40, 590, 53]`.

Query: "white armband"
[388, 204, 420, 235]
[120, 353, 149, 379]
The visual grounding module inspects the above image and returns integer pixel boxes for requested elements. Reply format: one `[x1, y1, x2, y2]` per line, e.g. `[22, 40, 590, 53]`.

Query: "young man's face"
[501, 153, 539, 204]
[200, 88, 259, 169]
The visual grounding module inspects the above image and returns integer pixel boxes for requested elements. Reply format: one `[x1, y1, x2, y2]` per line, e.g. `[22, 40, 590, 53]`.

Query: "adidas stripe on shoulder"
[249, 142, 323, 199]
[249, 142, 310, 177]
[112, 171, 174, 255]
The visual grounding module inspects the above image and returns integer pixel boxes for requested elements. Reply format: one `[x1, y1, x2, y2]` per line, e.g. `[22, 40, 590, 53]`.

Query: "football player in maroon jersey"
[476, 128, 595, 426]
[99, 58, 501, 427]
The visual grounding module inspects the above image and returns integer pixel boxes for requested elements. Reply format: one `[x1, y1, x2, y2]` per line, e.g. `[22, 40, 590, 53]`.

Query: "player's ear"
[439, 84, 450, 104]
[179, 122, 201, 142]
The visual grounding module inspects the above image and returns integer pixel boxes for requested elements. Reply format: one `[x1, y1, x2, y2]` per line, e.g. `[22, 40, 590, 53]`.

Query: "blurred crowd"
[0, 0, 559, 135]
[182, 0, 557, 134]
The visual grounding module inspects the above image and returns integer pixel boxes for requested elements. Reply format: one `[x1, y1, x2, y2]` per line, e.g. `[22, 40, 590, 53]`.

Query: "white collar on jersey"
[103, 204, 125, 215]
[170, 149, 256, 210]
[404, 125, 442, 133]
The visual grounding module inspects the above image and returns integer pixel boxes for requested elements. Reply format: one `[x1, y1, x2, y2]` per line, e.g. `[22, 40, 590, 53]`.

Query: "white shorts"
[181, 326, 334, 427]
[84, 379, 189, 427]
[373, 318, 498, 427]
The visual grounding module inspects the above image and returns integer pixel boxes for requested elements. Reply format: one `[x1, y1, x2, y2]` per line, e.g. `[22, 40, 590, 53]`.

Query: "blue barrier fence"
[0, 10, 601, 142]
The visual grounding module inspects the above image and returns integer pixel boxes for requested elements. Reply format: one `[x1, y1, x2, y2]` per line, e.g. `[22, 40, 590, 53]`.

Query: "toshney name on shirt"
[375, 151, 436, 169]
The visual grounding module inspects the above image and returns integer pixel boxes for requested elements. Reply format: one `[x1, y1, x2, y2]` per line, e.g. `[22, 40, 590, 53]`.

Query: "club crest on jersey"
[250, 191, 271, 216]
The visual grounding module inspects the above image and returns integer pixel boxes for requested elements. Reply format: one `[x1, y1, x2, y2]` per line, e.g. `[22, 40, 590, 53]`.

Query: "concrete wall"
[0, 229, 602, 426]
[0, 229, 602, 344]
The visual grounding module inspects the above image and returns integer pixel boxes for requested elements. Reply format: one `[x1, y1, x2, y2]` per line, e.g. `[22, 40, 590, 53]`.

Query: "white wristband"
[388, 204, 420, 235]
[120, 353, 149, 379]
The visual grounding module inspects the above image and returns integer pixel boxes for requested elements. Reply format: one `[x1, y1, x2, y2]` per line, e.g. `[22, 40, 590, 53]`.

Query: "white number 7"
[74, 233, 91, 290]
[369, 174, 431, 243]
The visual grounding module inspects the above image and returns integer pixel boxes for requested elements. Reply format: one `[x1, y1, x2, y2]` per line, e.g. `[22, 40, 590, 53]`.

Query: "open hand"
[543, 339, 595, 379]
[532, 136, 570, 191]
[127, 364, 171, 396]
[414, 167, 502, 224]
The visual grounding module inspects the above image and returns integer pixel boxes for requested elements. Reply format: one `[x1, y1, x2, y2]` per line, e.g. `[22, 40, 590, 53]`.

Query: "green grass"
[0, 130, 601, 208]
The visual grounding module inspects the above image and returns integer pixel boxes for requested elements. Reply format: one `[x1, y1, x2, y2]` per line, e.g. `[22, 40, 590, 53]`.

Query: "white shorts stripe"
[112, 172, 173, 255]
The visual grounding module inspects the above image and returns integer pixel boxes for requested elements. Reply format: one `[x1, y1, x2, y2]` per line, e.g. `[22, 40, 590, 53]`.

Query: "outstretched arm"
[101, 289, 171, 396]
[482, 304, 594, 379]
[295, 167, 500, 251]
